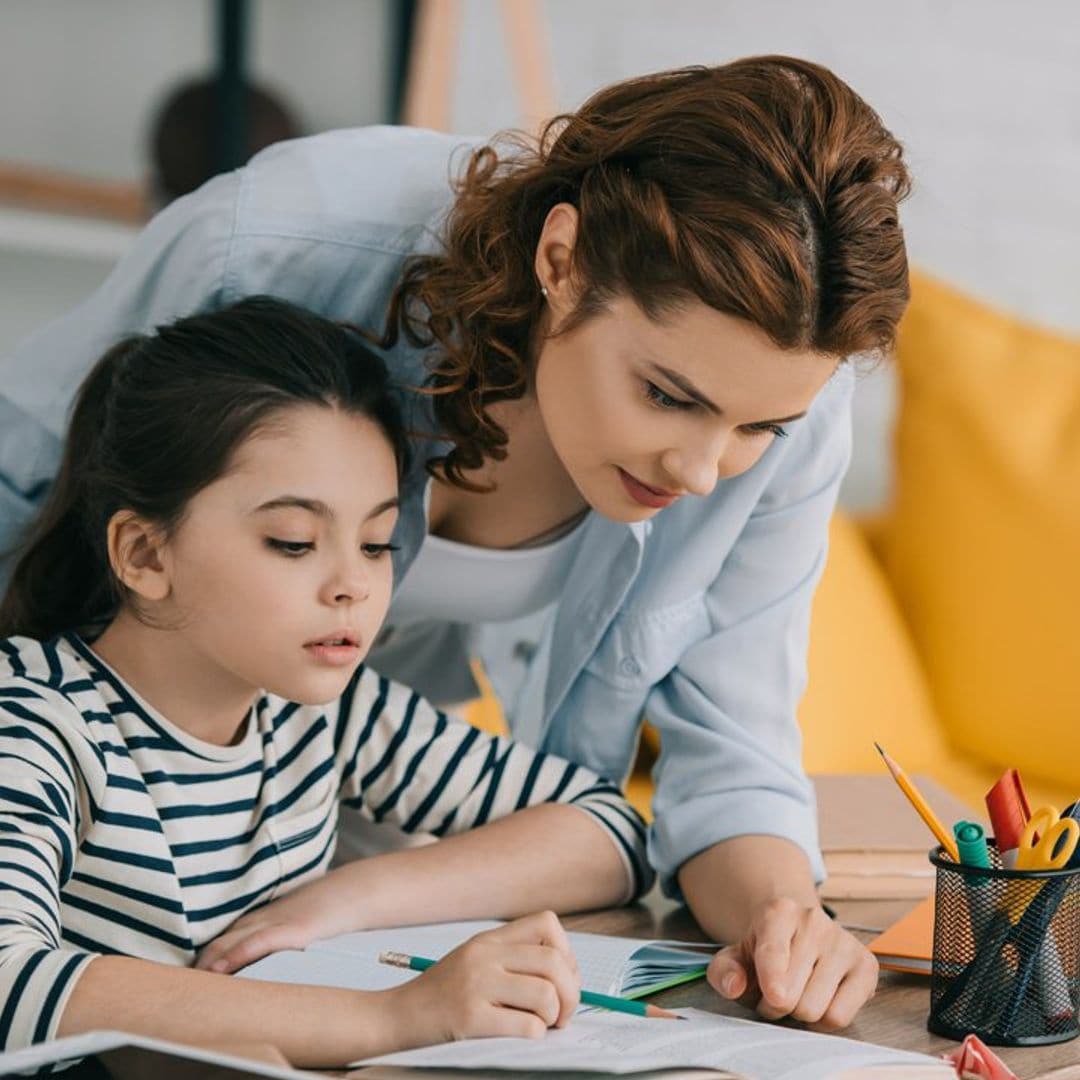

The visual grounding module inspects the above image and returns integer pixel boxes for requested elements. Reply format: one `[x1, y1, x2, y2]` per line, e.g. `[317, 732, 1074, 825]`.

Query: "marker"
[953, 821, 996, 965]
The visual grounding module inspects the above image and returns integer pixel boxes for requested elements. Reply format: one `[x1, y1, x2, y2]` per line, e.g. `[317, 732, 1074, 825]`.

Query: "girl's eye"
[362, 543, 401, 560]
[644, 380, 694, 411]
[266, 538, 314, 557]
[741, 424, 788, 439]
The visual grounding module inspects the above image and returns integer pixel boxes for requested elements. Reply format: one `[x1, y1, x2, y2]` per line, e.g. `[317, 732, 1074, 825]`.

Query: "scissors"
[1015, 805, 1080, 870]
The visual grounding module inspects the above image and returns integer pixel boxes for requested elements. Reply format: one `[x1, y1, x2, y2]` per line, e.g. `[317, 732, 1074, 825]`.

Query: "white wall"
[3, 1, 1078, 510]
[0, 0, 390, 181]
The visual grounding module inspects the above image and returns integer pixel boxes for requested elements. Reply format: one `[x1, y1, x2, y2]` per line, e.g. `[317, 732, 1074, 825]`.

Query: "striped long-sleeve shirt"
[0, 633, 651, 1054]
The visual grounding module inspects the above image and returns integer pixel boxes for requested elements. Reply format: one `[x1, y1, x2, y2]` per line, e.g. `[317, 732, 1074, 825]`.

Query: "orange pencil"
[874, 742, 960, 862]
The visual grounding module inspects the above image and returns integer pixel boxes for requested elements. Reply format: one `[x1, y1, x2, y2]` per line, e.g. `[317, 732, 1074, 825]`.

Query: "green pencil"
[378, 950, 686, 1020]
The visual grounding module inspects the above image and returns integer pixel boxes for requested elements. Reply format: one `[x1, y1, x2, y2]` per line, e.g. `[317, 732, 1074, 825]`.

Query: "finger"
[807, 953, 879, 1032]
[195, 913, 272, 970]
[195, 927, 257, 972]
[490, 944, 580, 1026]
[755, 918, 825, 1021]
[480, 1003, 548, 1041]
[749, 903, 800, 1014]
[481, 911, 573, 958]
[492, 971, 564, 1030]
[205, 923, 307, 975]
[706, 946, 750, 1000]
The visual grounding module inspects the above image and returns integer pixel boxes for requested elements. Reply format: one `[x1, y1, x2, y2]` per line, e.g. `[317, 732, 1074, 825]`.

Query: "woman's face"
[154, 405, 400, 705]
[533, 295, 838, 522]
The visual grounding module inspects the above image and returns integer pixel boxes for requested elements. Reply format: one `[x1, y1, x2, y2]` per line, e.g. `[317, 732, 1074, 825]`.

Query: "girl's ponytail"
[0, 338, 141, 641]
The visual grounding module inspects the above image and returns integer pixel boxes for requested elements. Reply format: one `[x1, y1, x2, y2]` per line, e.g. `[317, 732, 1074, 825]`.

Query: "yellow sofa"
[472, 273, 1080, 819]
[797, 273, 1080, 814]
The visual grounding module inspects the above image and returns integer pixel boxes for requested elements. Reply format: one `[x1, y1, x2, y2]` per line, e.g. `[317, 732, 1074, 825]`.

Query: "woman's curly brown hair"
[381, 55, 911, 489]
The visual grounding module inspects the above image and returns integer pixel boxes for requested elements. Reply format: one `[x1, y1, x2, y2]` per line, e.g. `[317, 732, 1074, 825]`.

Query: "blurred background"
[1, 0, 1078, 514]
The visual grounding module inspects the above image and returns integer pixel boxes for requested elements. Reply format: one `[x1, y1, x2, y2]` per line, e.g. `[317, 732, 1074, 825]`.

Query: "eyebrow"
[648, 363, 808, 426]
[252, 495, 400, 522]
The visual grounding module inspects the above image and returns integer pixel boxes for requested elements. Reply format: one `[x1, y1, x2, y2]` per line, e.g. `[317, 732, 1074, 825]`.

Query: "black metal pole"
[388, 0, 419, 124]
[215, 0, 248, 172]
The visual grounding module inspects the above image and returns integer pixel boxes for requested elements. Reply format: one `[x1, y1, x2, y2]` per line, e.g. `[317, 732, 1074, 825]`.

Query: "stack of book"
[814, 773, 973, 900]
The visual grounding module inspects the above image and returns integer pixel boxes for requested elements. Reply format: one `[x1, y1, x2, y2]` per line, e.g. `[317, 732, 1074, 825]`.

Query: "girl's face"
[533, 295, 838, 522]
[156, 405, 399, 705]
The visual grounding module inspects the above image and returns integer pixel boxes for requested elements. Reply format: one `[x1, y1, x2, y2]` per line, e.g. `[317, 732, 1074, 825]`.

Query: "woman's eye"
[741, 424, 788, 439]
[362, 543, 401, 560]
[644, 381, 693, 411]
[266, 538, 314, 557]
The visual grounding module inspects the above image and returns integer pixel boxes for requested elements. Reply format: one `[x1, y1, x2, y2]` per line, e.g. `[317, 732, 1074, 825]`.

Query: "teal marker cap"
[953, 820, 991, 869]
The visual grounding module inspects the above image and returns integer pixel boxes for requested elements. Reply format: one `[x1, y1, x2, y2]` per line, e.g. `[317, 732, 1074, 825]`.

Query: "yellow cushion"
[798, 512, 946, 774]
[880, 273, 1080, 793]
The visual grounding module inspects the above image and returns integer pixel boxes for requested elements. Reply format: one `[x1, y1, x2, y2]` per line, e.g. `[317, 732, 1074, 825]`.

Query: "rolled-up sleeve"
[645, 368, 855, 896]
[336, 669, 654, 901]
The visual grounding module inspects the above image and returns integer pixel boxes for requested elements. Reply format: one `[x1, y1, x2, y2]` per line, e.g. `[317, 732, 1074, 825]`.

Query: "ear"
[534, 202, 581, 323]
[105, 510, 172, 603]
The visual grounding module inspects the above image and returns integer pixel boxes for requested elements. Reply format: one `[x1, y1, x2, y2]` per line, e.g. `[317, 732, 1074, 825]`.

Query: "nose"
[318, 556, 371, 607]
[660, 436, 726, 498]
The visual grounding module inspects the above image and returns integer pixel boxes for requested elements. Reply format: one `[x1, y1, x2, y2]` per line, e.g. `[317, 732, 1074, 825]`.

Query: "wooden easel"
[400, 0, 556, 133]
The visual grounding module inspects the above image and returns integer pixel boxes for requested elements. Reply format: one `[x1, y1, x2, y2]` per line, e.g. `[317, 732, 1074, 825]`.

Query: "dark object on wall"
[147, 77, 300, 206]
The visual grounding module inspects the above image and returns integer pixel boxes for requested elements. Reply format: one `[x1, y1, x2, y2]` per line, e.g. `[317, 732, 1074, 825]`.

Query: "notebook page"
[272, 921, 648, 996]
[355, 1006, 951, 1078]
[303, 920, 499, 962]
[243, 922, 714, 998]
[239, 947, 416, 991]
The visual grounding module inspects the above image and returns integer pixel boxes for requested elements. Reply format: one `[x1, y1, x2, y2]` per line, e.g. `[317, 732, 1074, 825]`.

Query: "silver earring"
[540, 286, 549, 299]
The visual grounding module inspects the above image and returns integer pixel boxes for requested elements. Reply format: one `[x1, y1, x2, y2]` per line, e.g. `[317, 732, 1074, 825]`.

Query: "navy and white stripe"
[0, 634, 650, 1053]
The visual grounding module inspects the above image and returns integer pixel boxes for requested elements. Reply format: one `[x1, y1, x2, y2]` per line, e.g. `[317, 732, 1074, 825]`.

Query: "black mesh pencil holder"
[928, 842, 1080, 1046]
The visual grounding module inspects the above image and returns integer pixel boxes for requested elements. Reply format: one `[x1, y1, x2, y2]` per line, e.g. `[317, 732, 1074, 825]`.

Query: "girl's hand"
[386, 911, 581, 1047]
[706, 898, 878, 1030]
[195, 873, 357, 974]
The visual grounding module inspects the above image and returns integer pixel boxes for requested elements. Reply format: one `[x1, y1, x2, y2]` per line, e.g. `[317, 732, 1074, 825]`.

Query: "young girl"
[0, 297, 650, 1067]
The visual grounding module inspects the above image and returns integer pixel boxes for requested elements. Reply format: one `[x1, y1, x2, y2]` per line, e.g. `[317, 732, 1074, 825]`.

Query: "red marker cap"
[985, 768, 1032, 855]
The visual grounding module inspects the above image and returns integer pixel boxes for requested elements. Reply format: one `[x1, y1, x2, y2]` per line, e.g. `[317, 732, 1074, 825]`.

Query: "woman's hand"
[385, 911, 582, 1048]
[706, 897, 878, 1030]
[195, 871, 359, 974]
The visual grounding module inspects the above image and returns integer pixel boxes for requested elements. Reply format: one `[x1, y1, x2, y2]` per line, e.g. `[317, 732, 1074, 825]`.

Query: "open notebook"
[239, 919, 713, 1000]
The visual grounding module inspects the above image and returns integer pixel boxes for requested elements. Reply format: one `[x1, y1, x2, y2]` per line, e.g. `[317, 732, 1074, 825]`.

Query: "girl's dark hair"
[0, 296, 408, 642]
[383, 55, 911, 488]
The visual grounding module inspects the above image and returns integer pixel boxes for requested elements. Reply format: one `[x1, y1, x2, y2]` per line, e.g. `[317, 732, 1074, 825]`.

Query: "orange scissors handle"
[1017, 805, 1080, 870]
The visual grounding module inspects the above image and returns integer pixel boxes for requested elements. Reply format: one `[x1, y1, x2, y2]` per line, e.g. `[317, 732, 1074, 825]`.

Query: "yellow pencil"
[874, 742, 960, 862]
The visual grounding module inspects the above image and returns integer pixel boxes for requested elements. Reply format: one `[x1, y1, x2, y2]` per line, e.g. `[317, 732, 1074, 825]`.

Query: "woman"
[0, 56, 910, 1028]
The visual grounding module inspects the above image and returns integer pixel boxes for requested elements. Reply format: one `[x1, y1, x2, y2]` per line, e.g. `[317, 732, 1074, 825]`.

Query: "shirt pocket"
[264, 769, 338, 895]
[583, 593, 711, 692]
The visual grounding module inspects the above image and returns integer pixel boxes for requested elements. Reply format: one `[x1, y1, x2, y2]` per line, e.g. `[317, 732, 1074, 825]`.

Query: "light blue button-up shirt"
[0, 126, 853, 892]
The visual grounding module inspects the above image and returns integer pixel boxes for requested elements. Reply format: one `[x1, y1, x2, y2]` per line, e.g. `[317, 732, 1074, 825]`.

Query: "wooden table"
[551, 891, 1080, 1080]
[80, 892, 1080, 1079]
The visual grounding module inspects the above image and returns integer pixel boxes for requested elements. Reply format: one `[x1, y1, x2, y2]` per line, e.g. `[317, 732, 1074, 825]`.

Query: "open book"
[239, 919, 713, 1000]
[358, 1007, 954, 1079]
[236, 921, 954, 1079]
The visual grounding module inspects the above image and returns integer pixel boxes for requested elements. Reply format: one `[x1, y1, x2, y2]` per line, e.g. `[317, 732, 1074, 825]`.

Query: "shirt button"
[620, 656, 642, 677]
[513, 640, 537, 663]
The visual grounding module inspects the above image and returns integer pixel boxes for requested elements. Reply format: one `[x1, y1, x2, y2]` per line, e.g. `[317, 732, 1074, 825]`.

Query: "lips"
[304, 630, 363, 668]
[617, 468, 681, 510]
